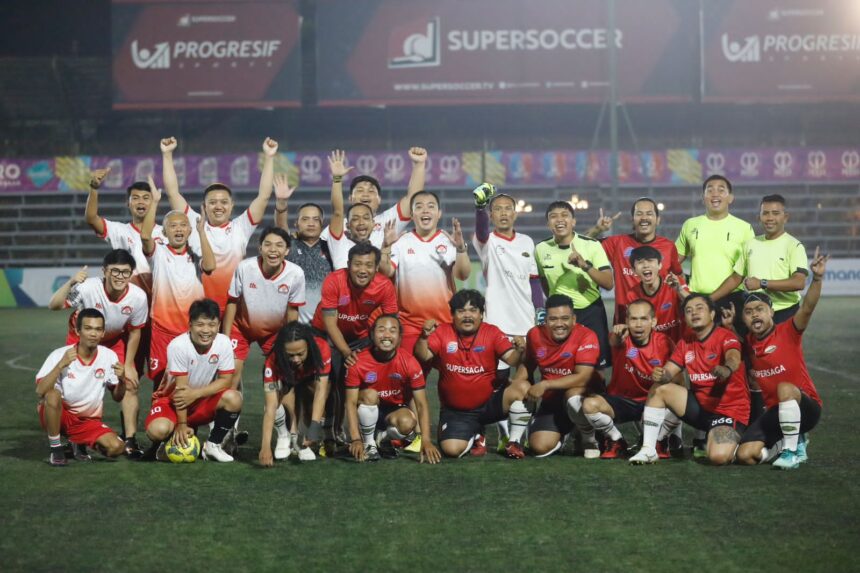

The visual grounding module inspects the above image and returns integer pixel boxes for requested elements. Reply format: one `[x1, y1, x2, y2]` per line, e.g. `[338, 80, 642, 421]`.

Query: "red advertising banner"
[702, 0, 860, 102]
[316, 0, 696, 106]
[111, 1, 301, 109]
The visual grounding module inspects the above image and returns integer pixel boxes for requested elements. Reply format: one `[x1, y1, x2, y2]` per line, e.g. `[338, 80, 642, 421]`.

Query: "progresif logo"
[131, 40, 171, 69]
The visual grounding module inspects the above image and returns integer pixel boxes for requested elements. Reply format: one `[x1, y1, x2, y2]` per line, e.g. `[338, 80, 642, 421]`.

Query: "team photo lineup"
[37, 135, 828, 471]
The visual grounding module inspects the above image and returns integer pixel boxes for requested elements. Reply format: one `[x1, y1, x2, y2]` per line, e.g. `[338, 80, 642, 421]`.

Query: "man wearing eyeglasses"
[48, 248, 149, 456]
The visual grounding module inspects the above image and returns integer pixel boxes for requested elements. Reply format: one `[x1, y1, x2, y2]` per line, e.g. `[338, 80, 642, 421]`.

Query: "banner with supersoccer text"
[111, 0, 301, 109]
[702, 0, 860, 102]
[315, 0, 697, 106]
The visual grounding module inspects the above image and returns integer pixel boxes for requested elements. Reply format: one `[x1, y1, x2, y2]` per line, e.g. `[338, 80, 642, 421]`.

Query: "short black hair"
[449, 289, 485, 314]
[545, 201, 575, 220]
[296, 202, 325, 220]
[626, 298, 656, 318]
[545, 294, 575, 312]
[410, 190, 440, 211]
[102, 248, 136, 270]
[702, 174, 733, 194]
[259, 226, 292, 248]
[202, 183, 233, 199]
[372, 313, 402, 335]
[630, 196, 660, 216]
[347, 242, 381, 266]
[189, 298, 221, 322]
[629, 245, 663, 266]
[76, 308, 105, 331]
[126, 181, 152, 197]
[682, 292, 716, 314]
[346, 203, 374, 220]
[760, 194, 786, 206]
[489, 193, 517, 210]
[349, 175, 381, 194]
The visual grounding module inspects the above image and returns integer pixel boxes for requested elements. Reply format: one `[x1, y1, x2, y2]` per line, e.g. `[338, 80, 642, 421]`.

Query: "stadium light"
[570, 194, 589, 210]
[657, 202, 665, 211]
[516, 199, 533, 213]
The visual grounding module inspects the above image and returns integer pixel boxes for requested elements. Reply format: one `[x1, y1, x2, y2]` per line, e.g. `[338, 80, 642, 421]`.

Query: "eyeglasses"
[108, 268, 133, 278]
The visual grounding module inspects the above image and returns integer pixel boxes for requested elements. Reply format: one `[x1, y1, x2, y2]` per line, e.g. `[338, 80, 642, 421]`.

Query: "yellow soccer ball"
[166, 435, 201, 463]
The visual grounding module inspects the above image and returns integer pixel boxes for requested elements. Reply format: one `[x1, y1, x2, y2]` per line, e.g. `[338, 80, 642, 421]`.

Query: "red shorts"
[38, 403, 115, 447]
[144, 389, 227, 429]
[229, 325, 277, 362]
[148, 324, 179, 384]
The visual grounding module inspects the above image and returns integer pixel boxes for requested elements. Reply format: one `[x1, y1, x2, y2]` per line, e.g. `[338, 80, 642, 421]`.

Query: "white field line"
[5, 354, 36, 372]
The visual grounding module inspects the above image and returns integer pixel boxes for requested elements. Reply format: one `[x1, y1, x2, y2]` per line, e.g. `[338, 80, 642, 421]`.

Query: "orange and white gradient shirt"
[166, 333, 236, 391]
[186, 208, 258, 310]
[228, 257, 306, 342]
[390, 230, 457, 336]
[98, 219, 163, 276]
[36, 345, 120, 418]
[147, 241, 205, 336]
[65, 277, 148, 344]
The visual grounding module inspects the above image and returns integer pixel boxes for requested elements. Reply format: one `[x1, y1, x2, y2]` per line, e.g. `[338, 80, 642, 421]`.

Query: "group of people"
[35, 136, 827, 470]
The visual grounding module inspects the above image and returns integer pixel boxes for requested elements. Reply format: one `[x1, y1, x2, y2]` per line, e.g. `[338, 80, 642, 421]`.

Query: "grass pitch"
[1, 302, 858, 572]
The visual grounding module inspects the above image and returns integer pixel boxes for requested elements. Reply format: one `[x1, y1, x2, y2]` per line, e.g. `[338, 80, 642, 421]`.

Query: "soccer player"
[36, 308, 129, 466]
[629, 293, 750, 466]
[345, 314, 441, 464]
[327, 150, 376, 269]
[413, 290, 529, 458]
[535, 201, 614, 367]
[161, 136, 278, 311]
[711, 194, 808, 324]
[582, 300, 676, 459]
[511, 294, 602, 459]
[145, 299, 242, 462]
[379, 191, 471, 356]
[47, 249, 149, 456]
[260, 322, 332, 466]
[735, 248, 828, 470]
[619, 246, 689, 342]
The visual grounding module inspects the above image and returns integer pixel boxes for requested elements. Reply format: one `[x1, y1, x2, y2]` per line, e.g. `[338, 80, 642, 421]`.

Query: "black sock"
[749, 390, 765, 423]
[208, 410, 240, 444]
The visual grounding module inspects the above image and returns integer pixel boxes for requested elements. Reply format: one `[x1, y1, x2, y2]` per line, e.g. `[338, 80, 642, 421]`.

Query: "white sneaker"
[274, 433, 292, 460]
[583, 439, 601, 459]
[298, 446, 316, 461]
[629, 447, 659, 465]
[202, 440, 235, 462]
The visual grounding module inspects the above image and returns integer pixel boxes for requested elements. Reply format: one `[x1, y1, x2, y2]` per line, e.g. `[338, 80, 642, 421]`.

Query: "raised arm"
[398, 147, 427, 219]
[378, 220, 399, 278]
[48, 266, 88, 310]
[272, 173, 296, 232]
[793, 247, 828, 332]
[328, 150, 354, 238]
[196, 207, 216, 274]
[413, 320, 437, 363]
[249, 138, 278, 224]
[160, 137, 187, 213]
[584, 208, 621, 239]
[449, 218, 471, 281]
[84, 168, 112, 236]
[140, 176, 161, 256]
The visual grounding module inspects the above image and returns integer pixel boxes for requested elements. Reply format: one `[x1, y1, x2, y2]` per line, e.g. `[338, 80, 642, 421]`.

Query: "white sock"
[387, 424, 407, 440]
[566, 396, 596, 444]
[760, 439, 783, 463]
[274, 405, 289, 439]
[496, 419, 510, 439]
[357, 404, 379, 446]
[779, 400, 801, 451]
[507, 400, 530, 444]
[657, 411, 682, 441]
[585, 411, 622, 441]
[642, 406, 667, 451]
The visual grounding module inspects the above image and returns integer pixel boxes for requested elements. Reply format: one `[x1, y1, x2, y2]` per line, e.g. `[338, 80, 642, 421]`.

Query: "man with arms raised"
[326, 150, 376, 269]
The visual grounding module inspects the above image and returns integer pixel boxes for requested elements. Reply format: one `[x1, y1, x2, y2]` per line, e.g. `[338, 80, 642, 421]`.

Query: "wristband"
[583, 261, 593, 272]
[275, 206, 288, 214]
[351, 439, 362, 444]
[760, 279, 769, 289]
[456, 247, 467, 254]
[332, 175, 343, 183]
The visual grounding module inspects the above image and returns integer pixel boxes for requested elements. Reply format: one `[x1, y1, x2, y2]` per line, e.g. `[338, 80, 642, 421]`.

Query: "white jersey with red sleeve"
[98, 219, 164, 276]
[186, 207, 258, 310]
[228, 257, 306, 342]
[390, 230, 457, 336]
[148, 241, 205, 336]
[35, 345, 120, 418]
[321, 203, 411, 249]
[165, 333, 235, 390]
[327, 229, 357, 271]
[65, 277, 148, 344]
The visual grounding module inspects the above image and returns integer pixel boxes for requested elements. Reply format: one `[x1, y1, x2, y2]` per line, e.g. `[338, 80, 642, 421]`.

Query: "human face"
[490, 197, 517, 233]
[633, 258, 662, 289]
[103, 264, 133, 294]
[743, 300, 775, 338]
[189, 316, 220, 348]
[372, 317, 401, 354]
[128, 189, 152, 222]
[76, 317, 105, 350]
[259, 233, 289, 271]
[547, 207, 575, 241]
[350, 181, 380, 213]
[626, 303, 656, 342]
[164, 213, 191, 248]
[545, 305, 575, 342]
[631, 200, 659, 240]
[684, 297, 714, 332]
[348, 205, 374, 241]
[284, 340, 308, 370]
[348, 253, 377, 288]
[412, 195, 441, 234]
[452, 302, 483, 335]
[759, 201, 787, 239]
[296, 205, 323, 241]
[702, 179, 733, 218]
[204, 189, 234, 226]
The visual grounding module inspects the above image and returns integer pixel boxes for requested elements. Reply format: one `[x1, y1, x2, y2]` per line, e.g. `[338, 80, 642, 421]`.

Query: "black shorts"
[575, 298, 611, 369]
[528, 398, 573, 436]
[375, 403, 412, 431]
[439, 389, 506, 442]
[716, 291, 748, 336]
[681, 391, 747, 434]
[739, 393, 821, 447]
[772, 304, 800, 325]
[603, 394, 645, 424]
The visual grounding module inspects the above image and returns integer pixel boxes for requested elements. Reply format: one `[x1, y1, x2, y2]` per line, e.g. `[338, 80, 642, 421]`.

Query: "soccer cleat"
[796, 434, 809, 463]
[600, 438, 629, 460]
[667, 433, 685, 458]
[364, 443, 381, 462]
[48, 448, 68, 467]
[504, 440, 526, 460]
[470, 434, 487, 457]
[72, 443, 93, 462]
[221, 429, 239, 456]
[772, 449, 801, 470]
[656, 438, 671, 460]
[298, 447, 317, 462]
[378, 442, 399, 460]
[582, 438, 601, 459]
[692, 439, 708, 459]
[274, 433, 292, 460]
[404, 434, 423, 453]
[472, 183, 496, 208]
[202, 440, 235, 462]
[235, 430, 249, 446]
[629, 447, 659, 465]
[124, 437, 144, 459]
[496, 435, 510, 454]
[155, 442, 170, 462]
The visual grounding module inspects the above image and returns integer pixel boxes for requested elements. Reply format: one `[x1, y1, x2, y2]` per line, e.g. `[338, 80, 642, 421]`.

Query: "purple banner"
[1, 147, 858, 194]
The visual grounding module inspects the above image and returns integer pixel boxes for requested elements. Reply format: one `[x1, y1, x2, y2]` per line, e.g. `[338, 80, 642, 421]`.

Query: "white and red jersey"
[36, 345, 120, 418]
[228, 257, 306, 343]
[619, 279, 687, 343]
[147, 241, 205, 336]
[668, 326, 750, 424]
[163, 333, 235, 393]
[524, 323, 601, 404]
[345, 348, 426, 408]
[311, 269, 399, 343]
[186, 207, 258, 311]
[746, 320, 822, 409]
[326, 228, 357, 271]
[427, 322, 513, 411]
[390, 230, 457, 336]
[321, 203, 411, 249]
[473, 231, 538, 337]
[263, 336, 332, 387]
[609, 331, 674, 402]
[97, 219, 164, 278]
[65, 277, 148, 345]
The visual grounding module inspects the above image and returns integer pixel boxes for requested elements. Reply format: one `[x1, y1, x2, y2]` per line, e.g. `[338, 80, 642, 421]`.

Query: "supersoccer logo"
[388, 18, 441, 69]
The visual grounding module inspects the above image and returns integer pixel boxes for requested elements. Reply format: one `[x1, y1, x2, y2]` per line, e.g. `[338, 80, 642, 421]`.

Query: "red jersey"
[427, 322, 513, 411]
[311, 269, 398, 342]
[524, 323, 600, 403]
[746, 320, 821, 409]
[344, 348, 426, 407]
[601, 234, 682, 322]
[609, 331, 674, 402]
[669, 326, 750, 424]
[263, 336, 331, 387]
[619, 279, 686, 342]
